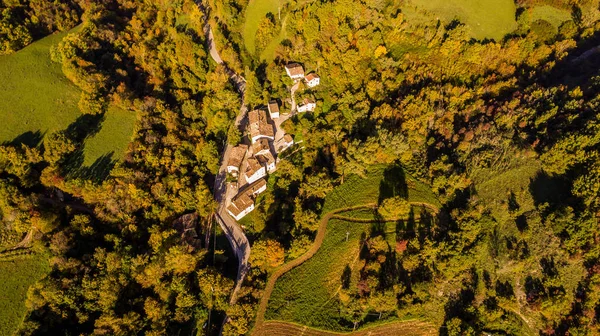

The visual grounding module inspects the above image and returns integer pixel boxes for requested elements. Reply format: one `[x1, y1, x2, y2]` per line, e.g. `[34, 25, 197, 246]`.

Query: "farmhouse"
[268, 100, 280, 119]
[227, 144, 248, 176]
[248, 109, 275, 143]
[226, 179, 267, 220]
[253, 138, 271, 156]
[305, 73, 320, 88]
[257, 150, 276, 173]
[285, 63, 305, 80]
[297, 99, 316, 113]
[245, 157, 266, 184]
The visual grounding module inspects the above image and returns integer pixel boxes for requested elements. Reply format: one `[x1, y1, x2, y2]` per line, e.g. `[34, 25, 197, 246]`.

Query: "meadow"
[0, 254, 50, 336]
[322, 165, 441, 214]
[0, 30, 135, 166]
[243, 0, 282, 55]
[521, 5, 571, 31]
[408, 0, 517, 40]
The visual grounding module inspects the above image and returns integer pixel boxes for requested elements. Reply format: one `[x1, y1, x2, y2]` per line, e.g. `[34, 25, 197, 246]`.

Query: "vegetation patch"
[407, 0, 517, 40]
[322, 165, 440, 214]
[0, 29, 135, 166]
[266, 218, 372, 330]
[243, 0, 285, 55]
[523, 5, 571, 30]
[266, 165, 439, 331]
[83, 107, 136, 166]
[0, 253, 50, 336]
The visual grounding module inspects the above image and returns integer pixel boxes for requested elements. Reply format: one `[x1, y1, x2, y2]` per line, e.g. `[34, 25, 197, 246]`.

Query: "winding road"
[199, 4, 251, 306]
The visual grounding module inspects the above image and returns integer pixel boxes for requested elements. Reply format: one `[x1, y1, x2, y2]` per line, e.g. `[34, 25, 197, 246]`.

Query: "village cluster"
[226, 63, 320, 220]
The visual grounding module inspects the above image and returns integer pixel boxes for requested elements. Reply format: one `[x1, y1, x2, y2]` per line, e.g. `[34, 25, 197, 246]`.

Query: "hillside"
[0, 30, 135, 165]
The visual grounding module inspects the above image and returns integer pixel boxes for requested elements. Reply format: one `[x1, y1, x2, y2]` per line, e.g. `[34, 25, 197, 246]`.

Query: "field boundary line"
[255, 319, 437, 335]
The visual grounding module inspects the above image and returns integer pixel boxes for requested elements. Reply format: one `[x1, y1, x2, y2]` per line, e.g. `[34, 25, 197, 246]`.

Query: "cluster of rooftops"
[225, 63, 320, 220]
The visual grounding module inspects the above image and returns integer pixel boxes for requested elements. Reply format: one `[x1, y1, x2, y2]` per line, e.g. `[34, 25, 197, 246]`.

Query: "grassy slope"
[267, 165, 439, 330]
[266, 218, 370, 330]
[523, 5, 571, 30]
[83, 107, 136, 165]
[322, 165, 440, 214]
[0, 31, 80, 144]
[408, 0, 517, 40]
[243, 0, 281, 54]
[0, 30, 135, 165]
[0, 254, 50, 336]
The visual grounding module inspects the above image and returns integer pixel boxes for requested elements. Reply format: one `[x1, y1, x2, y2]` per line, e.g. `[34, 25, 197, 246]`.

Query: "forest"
[1, 0, 600, 335]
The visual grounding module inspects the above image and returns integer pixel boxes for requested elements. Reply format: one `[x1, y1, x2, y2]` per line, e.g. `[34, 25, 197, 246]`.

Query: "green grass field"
[0, 254, 50, 336]
[408, 0, 517, 40]
[521, 5, 571, 31]
[266, 218, 372, 330]
[0, 30, 135, 165]
[243, 0, 284, 55]
[322, 165, 440, 214]
[83, 107, 136, 165]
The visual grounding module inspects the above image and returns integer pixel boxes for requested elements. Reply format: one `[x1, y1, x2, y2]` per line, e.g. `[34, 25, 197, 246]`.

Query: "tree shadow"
[66, 113, 105, 142]
[3, 130, 44, 148]
[529, 170, 572, 210]
[63, 151, 117, 184]
[57, 113, 119, 184]
[378, 164, 408, 204]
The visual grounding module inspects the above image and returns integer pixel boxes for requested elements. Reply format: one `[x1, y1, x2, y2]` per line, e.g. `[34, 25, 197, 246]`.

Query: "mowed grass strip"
[0, 254, 50, 336]
[266, 218, 370, 331]
[408, 0, 517, 40]
[0, 30, 136, 165]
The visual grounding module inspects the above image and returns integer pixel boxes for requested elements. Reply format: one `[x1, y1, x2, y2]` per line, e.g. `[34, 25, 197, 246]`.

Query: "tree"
[43, 131, 77, 166]
[378, 196, 411, 219]
[249, 239, 285, 270]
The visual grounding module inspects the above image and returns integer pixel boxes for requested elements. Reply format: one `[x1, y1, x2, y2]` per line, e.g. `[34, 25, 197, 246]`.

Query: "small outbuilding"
[257, 150, 276, 173]
[305, 73, 320, 88]
[268, 100, 280, 119]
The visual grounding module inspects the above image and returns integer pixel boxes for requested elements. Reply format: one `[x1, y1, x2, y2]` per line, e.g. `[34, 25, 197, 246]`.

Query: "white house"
[244, 157, 266, 184]
[227, 144, 248, 176]
[226, 179, 267, 220]
[297, 99, 316, 113]
[257, 150, 276, 173]
[248, 109, 275, 143]
[285, 63, 305, 80]
[268, 100, 280, 119]
[305, 73, 320, 88]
